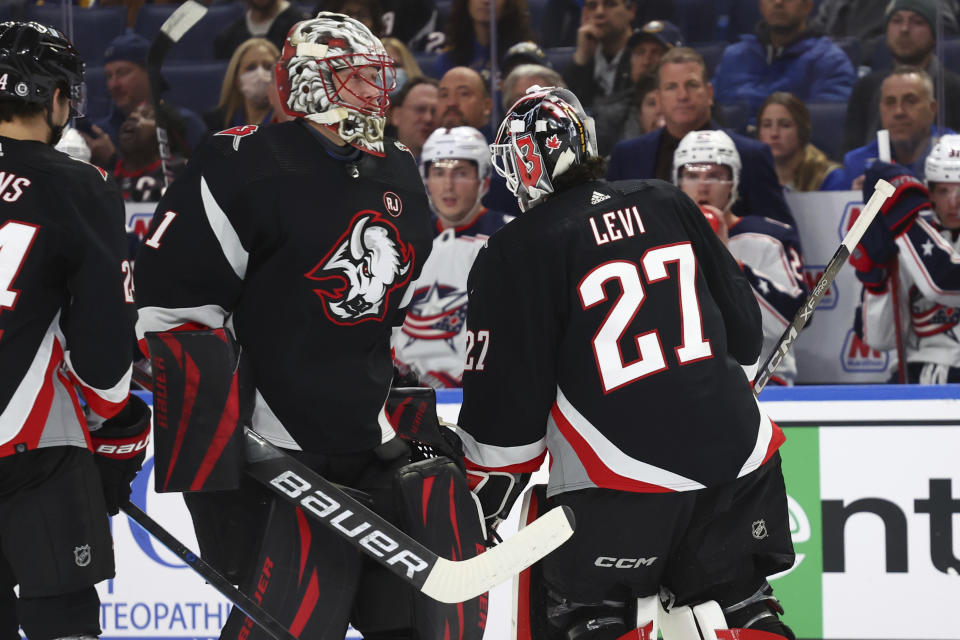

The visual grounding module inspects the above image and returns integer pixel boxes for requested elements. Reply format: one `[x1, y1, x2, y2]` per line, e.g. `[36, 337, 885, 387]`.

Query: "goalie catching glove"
[850, 162, 931, 293]
[90, 394, 152, 515]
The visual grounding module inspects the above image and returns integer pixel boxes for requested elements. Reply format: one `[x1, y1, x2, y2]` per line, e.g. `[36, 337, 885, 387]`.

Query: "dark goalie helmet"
[490, 86, 597, 212]
[0, 21, 85, 116]
[276, 12, 396, 155]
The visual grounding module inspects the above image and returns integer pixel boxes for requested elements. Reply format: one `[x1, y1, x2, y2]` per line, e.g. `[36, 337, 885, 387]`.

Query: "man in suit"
[607, 46, 795, 225]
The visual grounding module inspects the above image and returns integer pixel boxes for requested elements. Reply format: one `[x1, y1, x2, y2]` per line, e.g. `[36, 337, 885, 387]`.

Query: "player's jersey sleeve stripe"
[201, 175, 249, 279]
[0, 313, 62, 447]
[250, 388, 302, 450]
[136, 304, 231, 340]
[64, 352, 131, 418]
[550, 387, 704, 492]
[458, 427, 547, 472]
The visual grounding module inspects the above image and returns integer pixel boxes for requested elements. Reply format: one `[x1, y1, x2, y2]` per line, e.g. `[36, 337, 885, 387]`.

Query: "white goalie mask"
[276, 12, 396, 155]
[673, 130, 742, 210]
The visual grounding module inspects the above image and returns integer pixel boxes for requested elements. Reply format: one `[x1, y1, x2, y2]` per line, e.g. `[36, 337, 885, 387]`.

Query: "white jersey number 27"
[578, 243, 713, 393]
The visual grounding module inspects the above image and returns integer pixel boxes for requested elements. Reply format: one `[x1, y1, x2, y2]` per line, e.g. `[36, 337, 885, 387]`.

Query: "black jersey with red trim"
[458, 179, 783, 496]
[0, 137, 135, 457]
[134, 121, 434, 454]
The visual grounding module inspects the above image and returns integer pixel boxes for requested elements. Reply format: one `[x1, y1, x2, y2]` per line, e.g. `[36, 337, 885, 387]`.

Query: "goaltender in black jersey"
[459, 87, 797, 639]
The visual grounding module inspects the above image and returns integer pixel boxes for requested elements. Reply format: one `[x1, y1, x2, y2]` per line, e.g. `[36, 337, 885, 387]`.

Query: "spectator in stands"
[810, 0, 957, 43]
[382, 37, 424, 97]
[204, 38, 280, 133]
[712, 0, 855, 116]
[379, 0, 443, 51]
[607, 47, 795, 224]
[843, 66, 955, 188]
[629, 19, 684, 82]
[388, 76, 438, 159]
[114, 101, 188, 202]
[562, 0, 636, 154]
[540, 0, 675, 48]
[213, 0, 306, 60]
[319, 0, 384, 36]
[433, 0, 535, 79]
[437, 66, 493, 137]
[500, 41, 551, 81]
[619, 72, 663, 140]
[843, 0, 960, 151]
[500, 63, 564, 112]
[84, 31, 205, 169]
[757, 92, 847, 191]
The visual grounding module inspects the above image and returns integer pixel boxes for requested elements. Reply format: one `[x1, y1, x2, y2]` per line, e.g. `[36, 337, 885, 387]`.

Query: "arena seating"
[134, 3, 244, 61]
[25, 4, 126, 65]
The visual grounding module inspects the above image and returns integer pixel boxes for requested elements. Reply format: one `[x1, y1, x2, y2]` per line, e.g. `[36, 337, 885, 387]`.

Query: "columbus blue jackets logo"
[305, 211, 414, 325]
[215, 124, 259, 150]
[401, 282, 468, 345]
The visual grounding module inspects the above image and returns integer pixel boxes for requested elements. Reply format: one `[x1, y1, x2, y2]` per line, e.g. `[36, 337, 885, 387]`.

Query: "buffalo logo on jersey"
[305, 211, 414, 325]
[401, 282, 468, 345]
[215, 124, 259, 150]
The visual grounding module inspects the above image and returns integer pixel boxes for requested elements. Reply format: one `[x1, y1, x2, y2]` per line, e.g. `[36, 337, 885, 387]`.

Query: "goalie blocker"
[144, 328, 252, 493]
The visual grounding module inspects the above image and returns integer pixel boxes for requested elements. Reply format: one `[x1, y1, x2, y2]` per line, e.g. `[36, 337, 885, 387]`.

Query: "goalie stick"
[243, 428, 575, 604]
[147, 0, 208, 190]
[120, 501, 296, 640]
[129, 373, 575, 603]
[752, 178, 896, 394]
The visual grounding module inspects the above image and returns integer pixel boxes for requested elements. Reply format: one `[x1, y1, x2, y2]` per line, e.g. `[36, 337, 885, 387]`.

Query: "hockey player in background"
[457, 86, 796, 638]
[134, 13, 488, 640]
[674, 130, 808, 385]
[393, 125, 512, 388]
[855, 135, 960, 383]
[0, 21, 149, 640]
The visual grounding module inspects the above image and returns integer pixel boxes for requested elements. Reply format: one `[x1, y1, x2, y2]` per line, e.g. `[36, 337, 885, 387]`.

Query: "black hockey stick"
[243, 428, 575, 604]
[752, 178, 896, 394]
[120, 501, 296, 640]
[147, 0, 208, 190]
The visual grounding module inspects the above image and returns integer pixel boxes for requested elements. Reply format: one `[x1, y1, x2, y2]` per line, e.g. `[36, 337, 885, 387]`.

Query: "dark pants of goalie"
[0, 447, 114, 640]
[185, 444, 487, 640]
[520, 454, 796, 639]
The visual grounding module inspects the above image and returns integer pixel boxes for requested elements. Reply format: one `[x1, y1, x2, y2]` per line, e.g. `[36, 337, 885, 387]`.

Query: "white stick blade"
[419, 505, 575, 604]
[841, 178, 895, 252]
[161, 0, 208, 42]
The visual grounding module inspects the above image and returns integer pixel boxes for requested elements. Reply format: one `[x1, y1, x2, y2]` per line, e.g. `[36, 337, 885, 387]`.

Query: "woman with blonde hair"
[203, 37, 280, 133]
[757, 92, 847, 192]
[381, 36, 423, 95]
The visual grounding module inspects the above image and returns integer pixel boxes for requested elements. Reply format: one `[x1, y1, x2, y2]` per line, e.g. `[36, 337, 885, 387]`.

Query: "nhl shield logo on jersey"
[215, 124, 259, 150]
[305, 211, 414, 325]
[751, 519, 768, 540]
[74, 544, 91, 567]
[383, 191, 403, 217]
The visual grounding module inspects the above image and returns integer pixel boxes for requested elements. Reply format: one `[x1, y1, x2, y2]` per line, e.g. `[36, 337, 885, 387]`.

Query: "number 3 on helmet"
[490, 86, 598, 212]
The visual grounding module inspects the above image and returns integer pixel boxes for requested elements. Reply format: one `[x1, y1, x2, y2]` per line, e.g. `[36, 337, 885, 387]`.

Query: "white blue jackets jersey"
[861, 210, 960, 370]
[727, 215, 807, 385]
[393, 208, 512, 387]
[134, 122, 434, 453]
[0, 138, 134, 457]
[457, 179, 783, 498]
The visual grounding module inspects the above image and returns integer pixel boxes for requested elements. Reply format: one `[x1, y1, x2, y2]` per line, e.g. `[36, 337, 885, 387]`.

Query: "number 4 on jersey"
[0, 220, 39, 310]
[578, 242, 712, 393]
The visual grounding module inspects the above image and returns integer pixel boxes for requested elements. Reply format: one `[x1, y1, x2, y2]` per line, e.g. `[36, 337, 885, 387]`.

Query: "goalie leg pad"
[387, 456, 488, 640]
[217, 497, 363, 640]
[145, 329, 252, 493]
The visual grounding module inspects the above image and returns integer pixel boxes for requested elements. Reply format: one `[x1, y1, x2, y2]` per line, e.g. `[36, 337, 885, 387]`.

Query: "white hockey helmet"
[673, 129, 741, 209]
[276, 12, 396, 155]
[925, 134, 960, 184]
[420, 126, 492, 214]
[420, 126, 492, 182]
